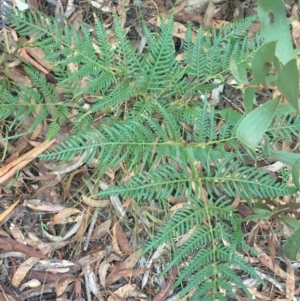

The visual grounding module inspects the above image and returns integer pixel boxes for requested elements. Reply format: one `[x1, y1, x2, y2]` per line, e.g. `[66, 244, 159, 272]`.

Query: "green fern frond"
[267, 112, 300, 143]
[221, 15, 257, 39]
[143, 197, 260, 301]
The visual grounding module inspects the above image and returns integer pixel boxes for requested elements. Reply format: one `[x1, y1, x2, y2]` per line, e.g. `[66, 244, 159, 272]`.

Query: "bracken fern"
[0, 10, 299, 300]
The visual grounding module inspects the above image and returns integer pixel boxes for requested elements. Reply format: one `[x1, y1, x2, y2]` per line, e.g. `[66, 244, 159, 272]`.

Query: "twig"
[83, 207, 99, 251]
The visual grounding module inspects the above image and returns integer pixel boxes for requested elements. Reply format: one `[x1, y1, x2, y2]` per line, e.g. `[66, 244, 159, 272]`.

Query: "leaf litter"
[0, 0, 300, 300]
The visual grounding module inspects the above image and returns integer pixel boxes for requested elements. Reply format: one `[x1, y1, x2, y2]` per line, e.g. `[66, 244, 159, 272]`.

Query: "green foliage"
[143, 197, 260, 301]
[1, 10, 299, 300]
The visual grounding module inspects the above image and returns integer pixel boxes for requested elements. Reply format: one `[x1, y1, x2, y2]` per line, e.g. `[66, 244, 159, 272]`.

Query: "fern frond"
[267, 112, 300, 143]
[143, 197, 259, 301]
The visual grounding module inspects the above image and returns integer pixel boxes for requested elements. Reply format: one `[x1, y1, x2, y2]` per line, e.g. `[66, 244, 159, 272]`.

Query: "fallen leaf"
[0, 236, 47, 259]
[106, 268, 144, 285]
[55, 274, 77, 296]
[17, 48, 49, 74]
[77, 250, 106, 268]
[53, 208, 81, 224]
[9, 223, 26, 244]
[0, 139, 56, 184]
[119, 249, 142, 270]
[91, 219, 111, 239]
[153, 266, 177, 301]
[112, 221, 132, 256]
[25, 200, 67, 212]
[12, 245, 53, 287]
[254, 243, 287, 279]
[0, 199, 19, 222]
[81, 195, 110, 207]
[99, 261, 111, 288]
[203, 1, 215, 28]
[20, 279, 41, 291]
[285, 257, 295, 299]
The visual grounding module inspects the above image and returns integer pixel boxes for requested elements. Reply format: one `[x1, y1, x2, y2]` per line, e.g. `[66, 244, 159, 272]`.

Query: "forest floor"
[0, 0, 300, 300]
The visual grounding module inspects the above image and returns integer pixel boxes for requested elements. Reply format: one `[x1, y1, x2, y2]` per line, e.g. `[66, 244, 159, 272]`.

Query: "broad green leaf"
[283, 228, 300, 260]
[292, 158, 300, 191]
[252, 41, 276, 84]
[275, 59, 300, 113]
[243, 82, 256, 113]
[282, 217, 300, 231]
[218, 108, 241, 125]
[257, 0, 294, 64]
[237, 97, 280, 149]
[270, 149, 300, 166]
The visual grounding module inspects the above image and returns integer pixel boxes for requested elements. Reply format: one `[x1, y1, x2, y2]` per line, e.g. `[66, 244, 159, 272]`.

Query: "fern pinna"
[1, 10, 299, 300]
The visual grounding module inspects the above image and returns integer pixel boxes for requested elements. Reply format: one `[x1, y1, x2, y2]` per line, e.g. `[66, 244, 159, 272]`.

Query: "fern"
[143, 197, 261, 301]
[1, 10, 299, 300]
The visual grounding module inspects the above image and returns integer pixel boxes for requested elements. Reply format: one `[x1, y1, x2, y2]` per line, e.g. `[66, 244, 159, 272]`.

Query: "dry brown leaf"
[77, 250, 106, 267]
[62, 167, 85, 201]
[0, 282, 20, 301]
[173, 0, 187, 14]
[237, 203, 253, 217]
[42, 215, 83, 242]
[12, 257, 40, 288]
[111, 283, 147, 300]
[99, 261, 111, 287]
[111, 223, 123, 256]
[106, 268, 144, 285]
[29, 123, 43, 141]
[254, 243, 287, 279]
[176, 225, 196, 248]
[0, 236, 47, 259]
[12, 244, 53, 287]
[5, 151, 20, 165]
[24, 47, 52, 70]
[285, 257, 295, 299]
[55, 274, 77, 297]
[9, 223, 25, 244]
[0, 139, 56, 184]
[74, 278, 82, 299]
[81, 195, 110, 207]
[110, 292, 125, 301]
[203, 1, 215, 28]
[53, 208, 81, 224]
[0, 199, 19, 222]
[153, 266, 177, 301]
[91, 219, 111, 239]
[174, 11, 203, 24]
[119, 249, 142, 270]
[5, 67, 32, 87]
[266, 231, 276, 268]
[69, 10, 83, 29]
[112, 221, 132, 256]
[246, 287, 271, 300]
[169, 203, 184, 212]
[17, 48, 49, 75]
[173, 22, 190, 40]
[19, 279, 41, 291]
[24, 270, 61, 283]
[292, 20, 300, 48]
[25, 236, 69, 252]
[117, 4, 126, 27]
[18, 282, 56, 300]
[25, 200, 67, 212]
[74, 207, 89, 240]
